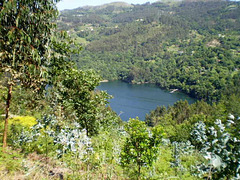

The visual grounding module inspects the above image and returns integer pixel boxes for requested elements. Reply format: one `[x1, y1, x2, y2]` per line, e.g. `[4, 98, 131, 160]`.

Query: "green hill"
[58, 0, 240, 101]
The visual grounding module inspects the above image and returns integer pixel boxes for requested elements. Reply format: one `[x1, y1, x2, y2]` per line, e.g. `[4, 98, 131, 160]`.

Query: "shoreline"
[100, 80, 109, 83]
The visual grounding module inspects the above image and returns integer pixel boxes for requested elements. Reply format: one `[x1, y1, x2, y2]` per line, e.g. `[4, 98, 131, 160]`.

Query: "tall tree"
[0, 0, 78, 149]
[56, 68, 112, 136]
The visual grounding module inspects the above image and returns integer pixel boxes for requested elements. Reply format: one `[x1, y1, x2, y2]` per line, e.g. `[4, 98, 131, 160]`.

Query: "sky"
[57, 0, 158, 10]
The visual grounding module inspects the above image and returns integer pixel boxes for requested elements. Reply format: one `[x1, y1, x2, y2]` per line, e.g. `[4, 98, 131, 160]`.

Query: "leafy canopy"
[0, 0, 79, 89]
[121, 118, 165, 176]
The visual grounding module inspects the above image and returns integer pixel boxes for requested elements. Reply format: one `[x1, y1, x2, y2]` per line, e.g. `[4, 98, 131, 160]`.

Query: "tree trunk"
[2, 84, 13, 150]
[138, 164, 141, 180]
[137, 152, 141, 180]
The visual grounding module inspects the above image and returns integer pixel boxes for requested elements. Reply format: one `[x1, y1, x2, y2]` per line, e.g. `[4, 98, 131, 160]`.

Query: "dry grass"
[0, 150, 70, 180]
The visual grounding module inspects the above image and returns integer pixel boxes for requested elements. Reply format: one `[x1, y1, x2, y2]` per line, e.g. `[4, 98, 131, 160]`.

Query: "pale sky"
[57, 0, 158, 10]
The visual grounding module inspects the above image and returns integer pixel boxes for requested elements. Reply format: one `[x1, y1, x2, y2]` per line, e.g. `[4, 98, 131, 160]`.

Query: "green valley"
[0, 0, 239, 179]
[59, 0, 240, 101]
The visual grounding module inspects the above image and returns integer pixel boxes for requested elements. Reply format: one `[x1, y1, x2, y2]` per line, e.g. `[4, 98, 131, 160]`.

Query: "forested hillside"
[58, 0, 240, 101]
[0, 0, 240, 179]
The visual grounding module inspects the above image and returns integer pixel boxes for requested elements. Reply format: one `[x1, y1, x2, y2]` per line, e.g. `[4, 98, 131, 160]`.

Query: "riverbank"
[100, 80, 109, 83]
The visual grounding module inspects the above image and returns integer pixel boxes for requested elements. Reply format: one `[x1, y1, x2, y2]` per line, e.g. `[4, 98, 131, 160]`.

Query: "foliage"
[59, 0, 240, 101]
[0, 0, 61, 89]
[88, 128, 126, 179]
[144, 99, 236, 142]
[12, 115, 58, 154]
[167, 141, 201, 179]
[0, 116, 36, 132]
[191, 116, 240, 179]
[120, 118, 165, 178]
[0, 0, 81, 148]
[54, 68, 118, 136]
[11, 115, 94, 160]
[54, 125, 93, 160]
[1, 113, 238, 179]
[8, 116, 36, 127]
[0, 1, 239, 179]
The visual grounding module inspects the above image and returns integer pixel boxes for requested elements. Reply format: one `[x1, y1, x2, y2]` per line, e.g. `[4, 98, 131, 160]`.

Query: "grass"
[0, 146, 70, 180]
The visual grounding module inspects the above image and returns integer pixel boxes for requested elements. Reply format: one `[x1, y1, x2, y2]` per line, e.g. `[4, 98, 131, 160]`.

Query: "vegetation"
[58, 0, 240, 101]
[145, 97, 240, 142]
[0, 0, 77, 149]
[0, 0, 239, 179]
[120, 118, 164, 178]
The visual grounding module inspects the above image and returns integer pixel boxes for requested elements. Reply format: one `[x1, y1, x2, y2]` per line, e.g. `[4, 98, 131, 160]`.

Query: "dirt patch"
[206, 39, 221, 47]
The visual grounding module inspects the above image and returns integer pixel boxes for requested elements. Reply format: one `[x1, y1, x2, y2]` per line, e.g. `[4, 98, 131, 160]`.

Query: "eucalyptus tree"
[0, 0, 79, 148]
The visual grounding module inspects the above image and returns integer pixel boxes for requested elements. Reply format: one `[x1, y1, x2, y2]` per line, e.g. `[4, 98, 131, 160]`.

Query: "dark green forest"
[0, 0, 239, 179]
[59, 0, 240, 101]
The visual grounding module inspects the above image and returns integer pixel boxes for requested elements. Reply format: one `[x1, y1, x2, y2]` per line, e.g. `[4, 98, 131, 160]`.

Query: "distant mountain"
[63, 1, 133, 11]
[94, 2, 133, 8]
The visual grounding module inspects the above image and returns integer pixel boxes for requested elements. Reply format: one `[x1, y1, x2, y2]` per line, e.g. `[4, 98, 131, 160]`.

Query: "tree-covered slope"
[1, 1, 240, 179]
[58, 0, 240, 101]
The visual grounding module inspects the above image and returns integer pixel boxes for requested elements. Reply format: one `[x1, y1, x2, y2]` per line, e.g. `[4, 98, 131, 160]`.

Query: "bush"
[9, 116, 36, 127]
[121, 118, 165, 179]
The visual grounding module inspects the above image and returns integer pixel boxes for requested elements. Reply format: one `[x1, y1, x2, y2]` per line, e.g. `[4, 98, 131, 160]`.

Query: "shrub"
[9, 116, 36, 127]
[191, 115, 240, 179]
[120, 118, 165, 179]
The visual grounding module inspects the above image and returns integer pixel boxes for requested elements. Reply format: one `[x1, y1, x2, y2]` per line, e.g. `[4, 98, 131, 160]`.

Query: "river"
[98, 81, 196, 121]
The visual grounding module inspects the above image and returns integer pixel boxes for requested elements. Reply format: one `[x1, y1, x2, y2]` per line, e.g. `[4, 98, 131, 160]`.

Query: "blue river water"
[97, 81, 196, 121]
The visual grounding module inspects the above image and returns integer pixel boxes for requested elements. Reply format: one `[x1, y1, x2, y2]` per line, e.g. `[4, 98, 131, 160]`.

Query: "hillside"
[1, 1, 240, 179]
[58, 0, 240, 101]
